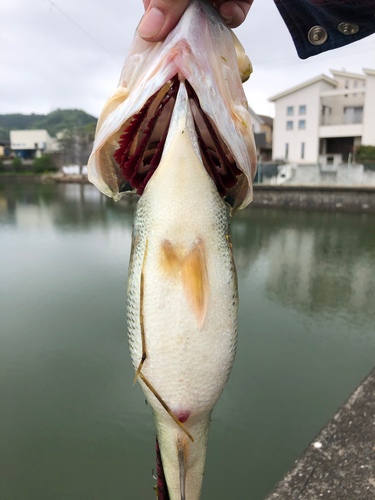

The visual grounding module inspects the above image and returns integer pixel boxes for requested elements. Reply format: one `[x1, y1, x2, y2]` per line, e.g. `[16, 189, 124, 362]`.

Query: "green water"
[1, 181, 374, 500]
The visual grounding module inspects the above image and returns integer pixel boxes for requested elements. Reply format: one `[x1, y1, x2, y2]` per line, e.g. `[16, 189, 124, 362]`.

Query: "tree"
[58, 124, 95, 174]
[33, 155, 56, 173]
[355, 145, 375, 171]
[355, 145, 375, 162]
[12, 157, 22, 172]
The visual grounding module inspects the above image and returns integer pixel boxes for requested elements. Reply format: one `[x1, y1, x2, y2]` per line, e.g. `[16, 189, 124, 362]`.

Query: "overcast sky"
[1, 0, 374, 119]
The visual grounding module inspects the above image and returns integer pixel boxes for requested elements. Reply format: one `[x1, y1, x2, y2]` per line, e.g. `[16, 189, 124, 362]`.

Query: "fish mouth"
[113, 75, 242, 200]
[88, 0, 257, 213]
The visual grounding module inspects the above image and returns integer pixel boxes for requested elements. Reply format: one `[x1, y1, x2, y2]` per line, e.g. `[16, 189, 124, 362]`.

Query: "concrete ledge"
[264, 368, 375, 499]
[0, 174, 89, 184]
[252, 185, 375, 212]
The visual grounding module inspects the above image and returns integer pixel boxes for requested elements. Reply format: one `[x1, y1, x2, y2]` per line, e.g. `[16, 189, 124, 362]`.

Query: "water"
[1, 180, 375, 500]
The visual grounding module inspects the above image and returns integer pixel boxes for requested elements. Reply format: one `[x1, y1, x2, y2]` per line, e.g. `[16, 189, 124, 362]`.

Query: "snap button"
[338, 22, 359, 35]
[308, 26, 328, 45]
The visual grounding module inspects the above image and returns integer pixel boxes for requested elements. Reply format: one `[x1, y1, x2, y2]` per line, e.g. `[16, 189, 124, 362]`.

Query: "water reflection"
[1, 181, 375, 500]
[232, 208, 375, 320]
[0, 182, 136, 232]
[1, 182, 374, 321]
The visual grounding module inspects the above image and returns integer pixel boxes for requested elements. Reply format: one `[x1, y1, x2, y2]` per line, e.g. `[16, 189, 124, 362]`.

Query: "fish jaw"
[127, 82, 238, 499]
[88, 0, 256, 213]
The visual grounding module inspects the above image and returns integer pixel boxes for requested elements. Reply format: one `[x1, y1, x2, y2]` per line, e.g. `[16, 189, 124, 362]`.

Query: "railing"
[320, 113, 363, 126]
[255, 161, 375, 187]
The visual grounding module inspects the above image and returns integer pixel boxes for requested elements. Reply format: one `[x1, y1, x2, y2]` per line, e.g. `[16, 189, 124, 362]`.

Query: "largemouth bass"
[88, 1, 256, 499]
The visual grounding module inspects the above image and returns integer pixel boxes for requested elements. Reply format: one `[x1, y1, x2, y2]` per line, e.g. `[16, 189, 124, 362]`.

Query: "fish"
[87, 1, 257, 499]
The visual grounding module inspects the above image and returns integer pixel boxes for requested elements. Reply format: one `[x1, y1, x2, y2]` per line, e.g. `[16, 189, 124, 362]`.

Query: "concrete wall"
[281, 163, 375, 187]
[252, 185, 375, 212]
[363, 69, 375, 145]
[264, 368, 375, 500]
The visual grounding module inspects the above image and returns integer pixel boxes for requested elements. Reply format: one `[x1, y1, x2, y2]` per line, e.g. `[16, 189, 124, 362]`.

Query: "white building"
[10, 129, 59, 159]
[269, 69, 375, 164]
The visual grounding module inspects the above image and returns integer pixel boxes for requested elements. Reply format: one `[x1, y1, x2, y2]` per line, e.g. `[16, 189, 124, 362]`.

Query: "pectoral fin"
[182, 240, 209, 329]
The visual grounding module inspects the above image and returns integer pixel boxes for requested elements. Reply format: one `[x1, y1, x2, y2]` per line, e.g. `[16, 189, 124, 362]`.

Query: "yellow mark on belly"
[182, 239, 209, 329]
[160, 238, 209, 329]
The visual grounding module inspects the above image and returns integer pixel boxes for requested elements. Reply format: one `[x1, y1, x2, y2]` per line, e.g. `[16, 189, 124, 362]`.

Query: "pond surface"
[1, 180, 375, 500]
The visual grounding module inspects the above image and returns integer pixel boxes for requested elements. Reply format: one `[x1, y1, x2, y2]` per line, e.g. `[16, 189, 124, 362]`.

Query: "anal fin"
[178, 435, 188, 500]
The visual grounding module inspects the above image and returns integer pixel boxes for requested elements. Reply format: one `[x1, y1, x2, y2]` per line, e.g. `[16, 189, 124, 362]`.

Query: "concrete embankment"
[2, 176, 375, 213]
[0, 174, 89, 184]
[264, 368, 375, 500]
[253, 186, 375, 213]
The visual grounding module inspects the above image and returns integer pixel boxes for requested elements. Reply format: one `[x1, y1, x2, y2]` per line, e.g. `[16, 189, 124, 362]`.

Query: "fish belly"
[126, 84, 238, 500]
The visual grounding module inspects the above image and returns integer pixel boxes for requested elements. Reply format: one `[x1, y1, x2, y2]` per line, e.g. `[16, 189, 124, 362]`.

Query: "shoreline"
[252, 185, 375, 213]
[264, 367, 375, 500]
[1, 175, 375, 213]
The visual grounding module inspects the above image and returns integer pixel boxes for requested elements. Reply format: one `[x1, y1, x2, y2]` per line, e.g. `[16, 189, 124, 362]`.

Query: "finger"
[138, 0, 190, 42]
[219, 1, 253, 28]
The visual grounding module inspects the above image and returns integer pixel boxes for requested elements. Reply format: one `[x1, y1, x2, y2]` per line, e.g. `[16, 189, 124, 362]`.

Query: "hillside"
[0, 109, 97, 141]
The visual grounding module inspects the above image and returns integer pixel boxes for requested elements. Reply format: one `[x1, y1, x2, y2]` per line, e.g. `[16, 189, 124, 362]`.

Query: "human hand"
[138, 0, 254, 42]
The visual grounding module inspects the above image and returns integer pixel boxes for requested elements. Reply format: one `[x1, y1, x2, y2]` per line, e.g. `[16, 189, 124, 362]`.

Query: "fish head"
[88, 0, 257, 215]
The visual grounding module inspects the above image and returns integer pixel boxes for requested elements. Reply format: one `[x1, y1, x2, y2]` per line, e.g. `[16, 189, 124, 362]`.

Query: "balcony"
[319, 107, 363, 138]
[320, 107, 363, 126]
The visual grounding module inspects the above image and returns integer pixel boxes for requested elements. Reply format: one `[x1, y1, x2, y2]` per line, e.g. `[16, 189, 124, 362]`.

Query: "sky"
[1, 0, 374, 119]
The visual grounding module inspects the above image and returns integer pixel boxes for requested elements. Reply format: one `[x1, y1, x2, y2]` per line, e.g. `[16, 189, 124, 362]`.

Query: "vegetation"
[11, 157, 22, 172]
[0, 110, 97, 140]
[355, 145, 375, 162]
[0, 126, 10, 142]
[58, 125, 94, 172]
[355, 145, 375, 171]
[33, 155, 56, 173]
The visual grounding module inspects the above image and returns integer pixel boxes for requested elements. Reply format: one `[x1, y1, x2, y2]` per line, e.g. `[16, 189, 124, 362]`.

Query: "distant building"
[10, 129, 59, 159]
[256, 114, 273, 161]
[248, 107, 273, 160]
[0, 140, 10, 157]
[269, 69, 375, 164]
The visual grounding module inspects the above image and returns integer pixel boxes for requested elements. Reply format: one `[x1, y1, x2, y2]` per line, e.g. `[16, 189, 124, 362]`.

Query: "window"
[286, 120, 293, 130]
[301, 142, 305, 159]
[287, 106, 294, 115]
[354, 81, 358, 88]
[285, 143, 289, 160]
[345, 80, 349, 89]
[298, 120, 306, 129]
[344, 106, 363, 124]
[299, 105, 306, 115]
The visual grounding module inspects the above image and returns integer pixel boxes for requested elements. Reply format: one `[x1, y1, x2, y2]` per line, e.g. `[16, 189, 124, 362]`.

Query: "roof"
[258, 115, 273, 126]
[363, 68, 375, 76]
[268, 74, 337, 102]
[247, 105, 264, 124]
[329, 69, 366, 79]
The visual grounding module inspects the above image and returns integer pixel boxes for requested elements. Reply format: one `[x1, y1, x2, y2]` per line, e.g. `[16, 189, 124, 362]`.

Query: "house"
[257, 114, 273, 161]
[0, 140, 11, 158]
[248, 107, 273, 160]
[10, 129, 59, 159]
[269, 69, 375, 164]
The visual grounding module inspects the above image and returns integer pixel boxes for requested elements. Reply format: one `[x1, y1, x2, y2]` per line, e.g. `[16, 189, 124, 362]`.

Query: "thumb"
[138, 0, 190, 42]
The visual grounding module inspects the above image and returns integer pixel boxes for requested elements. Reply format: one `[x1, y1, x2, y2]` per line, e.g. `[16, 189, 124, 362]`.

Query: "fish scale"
[126, 83, 238, 499]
